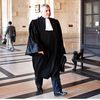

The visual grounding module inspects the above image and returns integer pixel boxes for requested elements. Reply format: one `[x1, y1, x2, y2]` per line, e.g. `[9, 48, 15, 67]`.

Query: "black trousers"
[35, 72, 62, 93]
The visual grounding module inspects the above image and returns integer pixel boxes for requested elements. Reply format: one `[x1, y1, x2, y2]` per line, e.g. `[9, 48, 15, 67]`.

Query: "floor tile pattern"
[0, 45, 100, 99]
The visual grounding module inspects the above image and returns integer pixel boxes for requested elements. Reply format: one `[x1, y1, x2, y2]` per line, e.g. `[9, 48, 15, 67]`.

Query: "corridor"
[0, 45, 100, 99]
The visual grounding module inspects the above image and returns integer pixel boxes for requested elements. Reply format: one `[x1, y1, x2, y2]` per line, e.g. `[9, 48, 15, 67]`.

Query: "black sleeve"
[13, 26, 16, 36]
[29, 20, 44, 50]
[25, 20, 44, 56]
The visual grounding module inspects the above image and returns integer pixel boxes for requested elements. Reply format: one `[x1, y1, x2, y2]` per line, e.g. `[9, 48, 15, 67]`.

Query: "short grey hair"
[41, 4, 50, 8]
[40, 4, 50, 12]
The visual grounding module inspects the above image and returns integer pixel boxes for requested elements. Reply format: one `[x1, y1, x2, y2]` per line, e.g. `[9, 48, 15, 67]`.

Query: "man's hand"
[38, 51, 44, 55]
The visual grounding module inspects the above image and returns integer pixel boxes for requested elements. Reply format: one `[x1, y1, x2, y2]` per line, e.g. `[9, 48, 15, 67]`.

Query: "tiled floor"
[0, 45, 100, 99]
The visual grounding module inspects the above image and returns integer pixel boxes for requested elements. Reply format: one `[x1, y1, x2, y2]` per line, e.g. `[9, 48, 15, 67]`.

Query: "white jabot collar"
[45, 18, 53, 31]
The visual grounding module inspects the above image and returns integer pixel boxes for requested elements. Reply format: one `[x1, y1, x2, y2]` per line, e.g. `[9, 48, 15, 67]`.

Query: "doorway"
[82, 0, 100, 55]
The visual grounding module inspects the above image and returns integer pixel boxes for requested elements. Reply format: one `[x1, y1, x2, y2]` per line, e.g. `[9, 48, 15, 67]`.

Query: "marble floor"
[0, 45, 100, 99]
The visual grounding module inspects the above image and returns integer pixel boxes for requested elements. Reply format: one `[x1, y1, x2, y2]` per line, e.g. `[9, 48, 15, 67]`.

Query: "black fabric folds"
[60, 55, 67, 72]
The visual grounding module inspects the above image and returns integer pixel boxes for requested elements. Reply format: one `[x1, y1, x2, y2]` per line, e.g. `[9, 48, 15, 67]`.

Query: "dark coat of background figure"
[6, 25, 16, 42]
[26, 16, 66, 79]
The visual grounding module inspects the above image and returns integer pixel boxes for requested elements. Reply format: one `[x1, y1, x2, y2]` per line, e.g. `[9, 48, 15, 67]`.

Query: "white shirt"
[45, 18, 53, 31]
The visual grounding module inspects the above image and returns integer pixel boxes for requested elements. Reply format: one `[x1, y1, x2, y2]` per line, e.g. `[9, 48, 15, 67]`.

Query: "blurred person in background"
[5, 21, 16, 51]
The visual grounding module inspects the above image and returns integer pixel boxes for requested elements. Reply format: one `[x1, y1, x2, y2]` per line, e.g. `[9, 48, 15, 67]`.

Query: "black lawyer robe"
[26, 17, 66, 79]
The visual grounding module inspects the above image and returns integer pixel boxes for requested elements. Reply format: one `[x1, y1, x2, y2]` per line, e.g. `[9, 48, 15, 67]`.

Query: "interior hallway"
[0, 45, 100, 99]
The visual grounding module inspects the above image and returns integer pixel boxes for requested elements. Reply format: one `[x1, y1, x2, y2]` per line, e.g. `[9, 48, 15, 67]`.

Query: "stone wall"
[11, 0, 28, 45]
[54, 0, 81, 53]
[15, 31, 28, 45]
[63, 35, 80, 53]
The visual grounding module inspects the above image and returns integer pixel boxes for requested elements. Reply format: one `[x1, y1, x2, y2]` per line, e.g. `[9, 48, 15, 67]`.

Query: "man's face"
[41, 6, 51, 18]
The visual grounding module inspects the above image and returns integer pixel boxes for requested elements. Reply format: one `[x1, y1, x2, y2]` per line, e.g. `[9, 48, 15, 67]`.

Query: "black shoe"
[54, 91, 67, 96]
[36, 88, 43, 95]
[72, 68, 76, 71]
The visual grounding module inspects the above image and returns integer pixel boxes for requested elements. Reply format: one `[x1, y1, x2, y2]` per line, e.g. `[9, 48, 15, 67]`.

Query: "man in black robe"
[26, 4, 67, 96]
